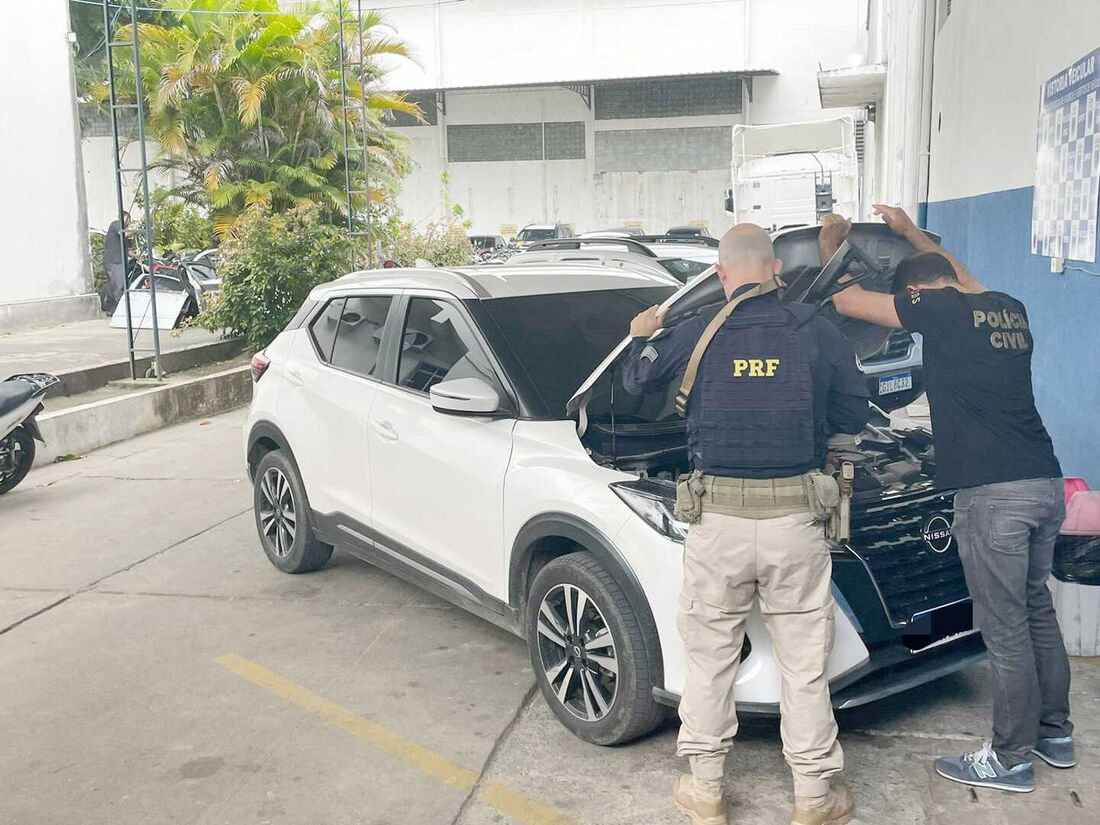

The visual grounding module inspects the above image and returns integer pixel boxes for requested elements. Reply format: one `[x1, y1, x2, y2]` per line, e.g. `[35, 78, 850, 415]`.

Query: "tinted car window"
[398, 298, 504, 397]
[330, 295, 394, 377]
[517, 228, 555, 241]
[309, 297, 345, 361]
[481, 287, 675, 417]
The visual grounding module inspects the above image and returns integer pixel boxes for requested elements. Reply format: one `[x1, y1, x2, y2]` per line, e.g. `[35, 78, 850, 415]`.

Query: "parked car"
[518, 237, 712, 284]
[513, 223, 574, 249]
[580, 227, 646, 237]
[502, 246, 681, 284]
[245, 227, 981, 746]
[665, 225, 711, 239]
[633, 236, 719, 283]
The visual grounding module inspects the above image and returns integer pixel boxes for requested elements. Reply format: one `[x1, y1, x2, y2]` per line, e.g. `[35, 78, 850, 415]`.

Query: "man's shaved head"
[718, 223, 775, 269]
[715, 223, 781, 298]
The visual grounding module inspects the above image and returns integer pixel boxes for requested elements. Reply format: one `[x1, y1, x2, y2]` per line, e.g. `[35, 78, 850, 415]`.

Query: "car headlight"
[610, 480, 688, 542]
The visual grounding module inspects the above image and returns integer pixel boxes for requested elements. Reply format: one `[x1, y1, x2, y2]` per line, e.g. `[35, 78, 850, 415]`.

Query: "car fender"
[246, 420, 300, 479]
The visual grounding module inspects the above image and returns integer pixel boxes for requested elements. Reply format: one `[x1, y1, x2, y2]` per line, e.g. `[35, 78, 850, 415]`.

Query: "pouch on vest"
[674, 470, 706, 524]
[802, 471, 840, 524]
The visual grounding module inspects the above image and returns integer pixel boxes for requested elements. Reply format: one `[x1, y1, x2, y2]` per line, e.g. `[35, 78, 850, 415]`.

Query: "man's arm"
[831, 284, 903, 329]
[817, 213, 903, 329]
[817, 319, 871, 435]
[620, 306, 702, 395]
[873, 204, 984, 291]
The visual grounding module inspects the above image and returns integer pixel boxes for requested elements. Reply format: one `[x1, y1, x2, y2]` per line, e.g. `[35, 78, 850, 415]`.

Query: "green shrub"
[388, 219, 472, 268]
[196, 203, 352, 349]
[144, 190, 216, 253]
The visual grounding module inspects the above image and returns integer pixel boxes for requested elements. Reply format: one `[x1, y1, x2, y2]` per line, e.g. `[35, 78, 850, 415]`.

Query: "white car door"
[279, 292, 398, 524]
[367, 294, 515, 602]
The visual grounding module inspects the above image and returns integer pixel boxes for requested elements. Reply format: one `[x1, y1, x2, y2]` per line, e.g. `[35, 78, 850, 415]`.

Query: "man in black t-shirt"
[824, 206, 1073, 794]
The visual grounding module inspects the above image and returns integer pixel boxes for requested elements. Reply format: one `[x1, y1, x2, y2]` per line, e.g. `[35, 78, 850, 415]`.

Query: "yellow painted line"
[215, 653, 576, 825]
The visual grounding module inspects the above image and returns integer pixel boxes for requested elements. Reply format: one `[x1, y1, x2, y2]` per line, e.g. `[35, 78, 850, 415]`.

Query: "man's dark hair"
[894, 252, 958, 291]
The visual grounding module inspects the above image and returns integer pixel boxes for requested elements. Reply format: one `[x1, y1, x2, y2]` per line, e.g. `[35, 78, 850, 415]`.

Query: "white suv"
[245, 232, 985, 745]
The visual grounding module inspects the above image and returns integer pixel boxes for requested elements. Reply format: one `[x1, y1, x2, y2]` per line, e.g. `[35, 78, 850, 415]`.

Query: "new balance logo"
[972, 760, 998, 780]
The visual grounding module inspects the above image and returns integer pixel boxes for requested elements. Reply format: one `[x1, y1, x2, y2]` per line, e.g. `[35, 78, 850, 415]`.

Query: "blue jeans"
[952, 478, 1073, 766]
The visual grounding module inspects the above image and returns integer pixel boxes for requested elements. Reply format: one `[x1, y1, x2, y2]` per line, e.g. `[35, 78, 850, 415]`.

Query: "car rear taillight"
[250, 351, 271, 382]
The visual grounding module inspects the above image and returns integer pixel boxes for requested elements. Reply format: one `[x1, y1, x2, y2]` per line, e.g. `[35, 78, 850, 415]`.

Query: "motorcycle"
[0, 374, 59, 494]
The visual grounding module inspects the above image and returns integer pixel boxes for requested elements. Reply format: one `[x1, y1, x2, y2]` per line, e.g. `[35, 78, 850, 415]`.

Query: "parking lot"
[0, 409, 1095, 825]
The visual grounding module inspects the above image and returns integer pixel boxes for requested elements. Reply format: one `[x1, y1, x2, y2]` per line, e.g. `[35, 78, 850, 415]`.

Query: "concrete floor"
[1, 409, 1097, 825]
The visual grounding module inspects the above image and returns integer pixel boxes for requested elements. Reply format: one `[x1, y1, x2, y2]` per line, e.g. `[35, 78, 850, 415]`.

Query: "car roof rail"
[632, 234, 720, 248]
[523, 237, 658, 258]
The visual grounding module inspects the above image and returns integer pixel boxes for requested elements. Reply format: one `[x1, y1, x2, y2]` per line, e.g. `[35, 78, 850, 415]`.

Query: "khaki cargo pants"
[676, 506, 844, 799]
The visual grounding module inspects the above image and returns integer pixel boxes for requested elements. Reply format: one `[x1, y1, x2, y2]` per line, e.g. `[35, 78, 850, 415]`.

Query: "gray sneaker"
[934, 743, 1035, 793]
[1032, 736, 1076, 768]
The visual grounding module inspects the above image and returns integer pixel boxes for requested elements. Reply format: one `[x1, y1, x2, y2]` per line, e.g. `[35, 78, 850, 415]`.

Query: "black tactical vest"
[686, 304, 818, 477]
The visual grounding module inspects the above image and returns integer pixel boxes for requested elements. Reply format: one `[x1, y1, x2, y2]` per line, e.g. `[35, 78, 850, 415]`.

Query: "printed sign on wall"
[1031, 47, 1100, 263]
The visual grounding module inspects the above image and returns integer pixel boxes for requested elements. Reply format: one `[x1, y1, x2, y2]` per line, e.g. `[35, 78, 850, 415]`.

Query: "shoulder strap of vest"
[674, 278, 780, 416]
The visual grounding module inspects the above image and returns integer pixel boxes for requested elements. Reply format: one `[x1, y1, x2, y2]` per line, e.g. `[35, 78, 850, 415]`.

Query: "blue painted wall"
[922, 186, 1100, 485]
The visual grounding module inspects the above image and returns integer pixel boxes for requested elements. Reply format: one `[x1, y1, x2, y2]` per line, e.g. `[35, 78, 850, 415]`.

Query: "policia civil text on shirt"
[621, 224, 869, 825]
[828, 206, 1073, 796]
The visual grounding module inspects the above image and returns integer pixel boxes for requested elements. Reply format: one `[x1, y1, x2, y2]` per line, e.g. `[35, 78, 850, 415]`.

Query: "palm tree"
[85, 0, 421, 236]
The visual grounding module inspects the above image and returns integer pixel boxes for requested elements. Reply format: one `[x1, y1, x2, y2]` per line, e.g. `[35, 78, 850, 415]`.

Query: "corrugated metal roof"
[399, 68, 778, 94]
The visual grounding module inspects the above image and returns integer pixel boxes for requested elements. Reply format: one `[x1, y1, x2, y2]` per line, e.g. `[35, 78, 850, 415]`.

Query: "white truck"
[724, 116, 860, 231]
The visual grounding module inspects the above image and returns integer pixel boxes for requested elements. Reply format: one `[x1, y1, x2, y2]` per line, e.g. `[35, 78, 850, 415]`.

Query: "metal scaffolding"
[101, 0, 163, 380]
[337, 0, 374, 269]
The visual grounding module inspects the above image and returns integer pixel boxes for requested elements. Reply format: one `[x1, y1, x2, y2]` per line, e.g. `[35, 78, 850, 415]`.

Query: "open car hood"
[565, 223, 938, 416]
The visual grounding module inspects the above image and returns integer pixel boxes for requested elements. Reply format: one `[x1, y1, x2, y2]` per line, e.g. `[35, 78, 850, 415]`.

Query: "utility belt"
[674, 463, 855, 541]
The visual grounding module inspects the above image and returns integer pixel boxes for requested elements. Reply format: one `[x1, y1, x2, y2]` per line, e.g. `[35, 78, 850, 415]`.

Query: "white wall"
[872, 0, 934, 216]
[394, 87, 745, 235]
[380, 0, 750, 90]
[748, 0, 864, 124]
[82, 137, 178, 232]
[928, 0, 1100, 202]
[0, 0, 90, 307]
[390, 0, 864, 235]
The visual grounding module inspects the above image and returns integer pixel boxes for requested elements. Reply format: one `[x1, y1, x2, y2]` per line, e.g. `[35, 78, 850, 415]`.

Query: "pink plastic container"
[1063, 491, 1100, 536]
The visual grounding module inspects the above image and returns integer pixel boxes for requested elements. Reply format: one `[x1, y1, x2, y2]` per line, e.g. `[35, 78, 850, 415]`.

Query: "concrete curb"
[0, 293, 101, 334]
[33, 365, 252, 466]
[48, 338, 247, 398]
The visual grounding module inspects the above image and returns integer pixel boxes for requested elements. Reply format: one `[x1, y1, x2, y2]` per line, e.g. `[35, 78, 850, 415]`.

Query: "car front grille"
[847, 489, 970, 627]
[861, 330, 914, 365]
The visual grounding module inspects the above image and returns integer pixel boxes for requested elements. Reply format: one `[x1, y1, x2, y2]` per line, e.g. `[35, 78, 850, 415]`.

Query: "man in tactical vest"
[622, 224, 870, 825]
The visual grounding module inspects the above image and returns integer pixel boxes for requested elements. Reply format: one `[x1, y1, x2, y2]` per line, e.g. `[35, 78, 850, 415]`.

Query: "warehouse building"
[381, 0, 868, 235]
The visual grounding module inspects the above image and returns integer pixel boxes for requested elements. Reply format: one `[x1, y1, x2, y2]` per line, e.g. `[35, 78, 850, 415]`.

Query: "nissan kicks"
[244, 224, 984, 745]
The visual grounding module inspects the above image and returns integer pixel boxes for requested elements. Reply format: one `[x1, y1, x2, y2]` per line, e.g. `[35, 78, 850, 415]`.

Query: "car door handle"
[371, 419, 399, 441]
[285, 368, 304, 387]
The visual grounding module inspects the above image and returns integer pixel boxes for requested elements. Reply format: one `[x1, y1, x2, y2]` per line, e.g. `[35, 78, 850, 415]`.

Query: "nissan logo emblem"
[922, 516, 953, 554]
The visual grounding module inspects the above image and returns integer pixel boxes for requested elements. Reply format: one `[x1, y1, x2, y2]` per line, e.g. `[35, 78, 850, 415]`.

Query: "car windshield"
[481, 286, 676, 416]
[516, 228, 556, 241]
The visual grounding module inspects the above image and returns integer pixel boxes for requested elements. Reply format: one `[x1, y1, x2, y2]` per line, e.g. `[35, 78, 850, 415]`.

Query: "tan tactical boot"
[672, 774, 727, 825]
[790, 783, 854, 825]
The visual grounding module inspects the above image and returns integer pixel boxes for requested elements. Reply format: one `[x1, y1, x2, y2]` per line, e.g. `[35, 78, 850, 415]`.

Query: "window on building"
[447, 122, 586, 163]
[385, 92, 438, 127]
[594, 75, 742, 120]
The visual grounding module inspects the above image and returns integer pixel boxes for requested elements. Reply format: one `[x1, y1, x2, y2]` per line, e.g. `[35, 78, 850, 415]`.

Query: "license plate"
[878, 371, 913, 395]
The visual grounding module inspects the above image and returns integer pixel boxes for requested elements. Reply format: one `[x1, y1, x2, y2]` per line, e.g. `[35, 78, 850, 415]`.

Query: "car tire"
[0, 425, 35, 495]
[253, 450, 332, 574]
[526, 551, 664, 745]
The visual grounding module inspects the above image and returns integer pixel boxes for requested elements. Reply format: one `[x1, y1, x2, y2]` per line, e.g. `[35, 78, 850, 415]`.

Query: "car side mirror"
[429, 377, 502, 416]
